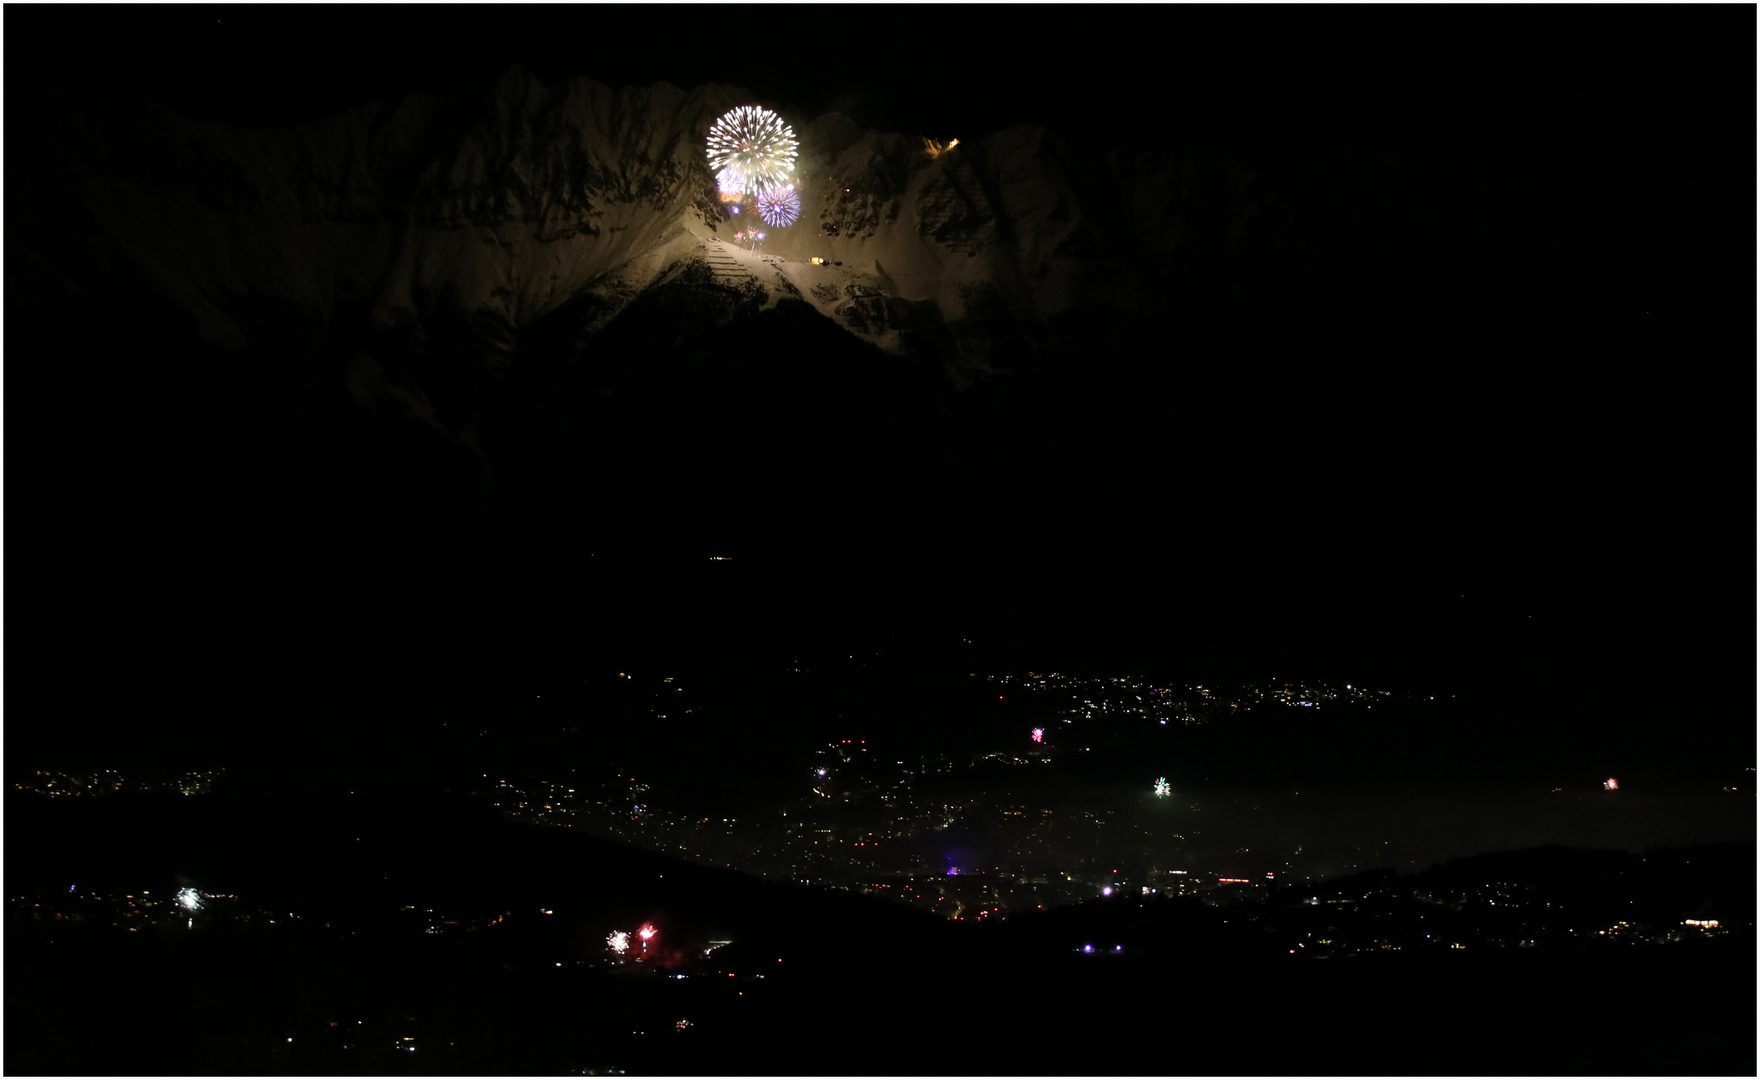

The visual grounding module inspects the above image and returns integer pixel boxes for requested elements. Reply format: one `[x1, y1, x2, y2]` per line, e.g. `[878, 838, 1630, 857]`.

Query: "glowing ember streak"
[706, 106, 798, 196]
[1153, 777, 1171, 798]
[638, 923, 657, 941]
[1031, 727, 1044, 743]
[607, 930, 630, 954]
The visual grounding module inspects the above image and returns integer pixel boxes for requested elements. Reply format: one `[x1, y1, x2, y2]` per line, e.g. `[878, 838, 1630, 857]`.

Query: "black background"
[6, 5, 1751, 789]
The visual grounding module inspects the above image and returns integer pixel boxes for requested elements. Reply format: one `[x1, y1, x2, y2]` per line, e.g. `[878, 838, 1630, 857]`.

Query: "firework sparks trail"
[1154, 777, 1171, 798]
[706, 106, 798, 195]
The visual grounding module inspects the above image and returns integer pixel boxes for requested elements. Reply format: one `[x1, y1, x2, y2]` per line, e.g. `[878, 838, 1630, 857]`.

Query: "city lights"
[385, 671, 1714, 963]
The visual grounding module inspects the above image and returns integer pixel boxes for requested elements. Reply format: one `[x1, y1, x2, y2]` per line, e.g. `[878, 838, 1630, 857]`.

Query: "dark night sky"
[7, 5, 1752, 785]
[33, 5, 1731, 145]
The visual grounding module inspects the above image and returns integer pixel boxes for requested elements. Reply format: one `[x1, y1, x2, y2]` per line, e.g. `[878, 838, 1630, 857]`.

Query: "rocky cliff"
[9, 67, 1323, 759]
[15, 66, 1298, 394]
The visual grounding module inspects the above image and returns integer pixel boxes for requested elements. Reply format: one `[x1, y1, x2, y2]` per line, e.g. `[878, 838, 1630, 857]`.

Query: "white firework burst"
[706, 106, 798, 195]
[607, 930, 630, 954]
[716, 166, 746, 195]
[757, 185, 801, 228]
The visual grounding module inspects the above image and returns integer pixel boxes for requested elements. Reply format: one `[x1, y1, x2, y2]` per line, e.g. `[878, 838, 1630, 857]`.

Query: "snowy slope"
[16, 67, 1294, 380]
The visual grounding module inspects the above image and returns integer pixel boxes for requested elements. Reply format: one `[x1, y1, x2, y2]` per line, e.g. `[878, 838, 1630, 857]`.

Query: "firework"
[607, 930, 630, 954]
[638, 923, 657, 941]
[1154, 777, 1171, 798]
[177, 887, 202, 912]
[716, 166, 746, 196]
[756, 185, 801, 228]
[1031, 727, 1044, 744]
[706, 106, 798, 195]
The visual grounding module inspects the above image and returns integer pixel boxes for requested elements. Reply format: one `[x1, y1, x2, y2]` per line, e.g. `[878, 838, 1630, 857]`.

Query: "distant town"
[19, 672, 1746, 954]
[11, 669, 1752, 1077]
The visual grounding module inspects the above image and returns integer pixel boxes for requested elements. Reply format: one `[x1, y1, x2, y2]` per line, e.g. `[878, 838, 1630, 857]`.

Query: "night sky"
[3, 9, 1755, 1076]
[7, 5, 1751, 786]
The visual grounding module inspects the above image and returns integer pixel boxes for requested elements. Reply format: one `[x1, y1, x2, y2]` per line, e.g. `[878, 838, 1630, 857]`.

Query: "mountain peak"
[14, 70, 1295, 385]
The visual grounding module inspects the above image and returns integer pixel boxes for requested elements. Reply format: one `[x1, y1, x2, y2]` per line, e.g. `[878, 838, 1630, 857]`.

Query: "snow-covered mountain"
[16, 67, 1296, 392]
[12, 64, 1316, 615]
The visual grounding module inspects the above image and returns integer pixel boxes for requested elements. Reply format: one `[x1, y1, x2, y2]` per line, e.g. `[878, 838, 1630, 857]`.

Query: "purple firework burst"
[757, 186, 801, 228]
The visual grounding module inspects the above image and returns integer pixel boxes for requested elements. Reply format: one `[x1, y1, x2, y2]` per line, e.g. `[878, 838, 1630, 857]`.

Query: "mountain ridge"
[16, 67, 1291, 382]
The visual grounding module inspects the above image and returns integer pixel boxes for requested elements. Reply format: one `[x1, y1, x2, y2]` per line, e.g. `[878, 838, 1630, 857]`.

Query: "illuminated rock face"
[19, 66, 1289, 373]
[8, 65, 1320, 613]
[14, 65, 1303, 519]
